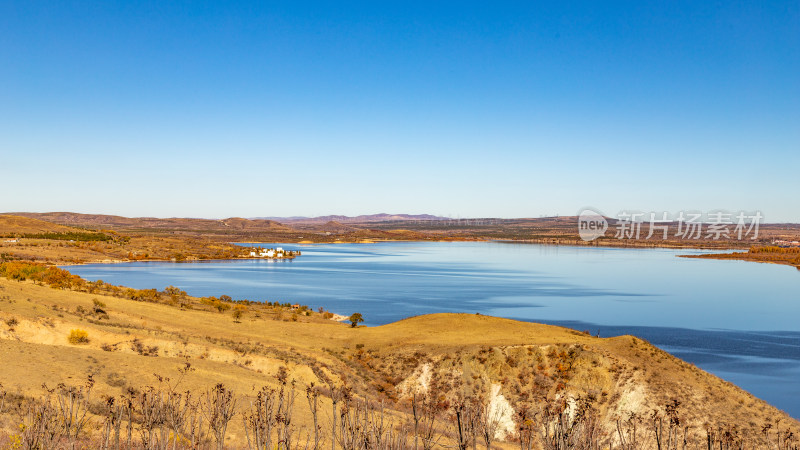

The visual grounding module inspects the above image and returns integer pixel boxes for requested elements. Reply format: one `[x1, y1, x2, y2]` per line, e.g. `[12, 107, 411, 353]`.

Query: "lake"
[64, 241, 800, 418]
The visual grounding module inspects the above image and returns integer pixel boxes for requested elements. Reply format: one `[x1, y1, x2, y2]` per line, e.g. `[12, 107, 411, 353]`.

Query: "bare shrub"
[99, 396, 123, 450]
[21, 396, 63, 449]
[244, 386, 277, 450]
[54, 375, 95, 439]
[202, 383, 236, 450]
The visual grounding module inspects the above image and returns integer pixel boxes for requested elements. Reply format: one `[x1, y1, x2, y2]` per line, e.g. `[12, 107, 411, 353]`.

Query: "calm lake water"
[65, 241, 800, 418]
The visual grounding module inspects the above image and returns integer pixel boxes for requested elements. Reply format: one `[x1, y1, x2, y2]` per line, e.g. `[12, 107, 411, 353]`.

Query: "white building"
[249, 247, 287, 258]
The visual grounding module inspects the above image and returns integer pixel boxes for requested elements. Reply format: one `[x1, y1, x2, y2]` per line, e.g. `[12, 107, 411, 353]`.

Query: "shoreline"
[50, 238, 751, 267]
[489, 238, 740, 251]
[237, 236, 747, 250]
[679, 252, 800, 270]
[55, 255, 299, 267]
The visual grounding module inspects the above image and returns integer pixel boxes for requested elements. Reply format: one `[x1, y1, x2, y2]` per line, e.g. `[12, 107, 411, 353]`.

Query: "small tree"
[349, 313, 364, 328]
[232, 305, 246, 323]
[163, 285, 186, 300]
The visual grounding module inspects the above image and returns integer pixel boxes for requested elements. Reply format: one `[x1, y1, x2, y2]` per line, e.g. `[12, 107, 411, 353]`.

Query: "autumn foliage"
[0, 261, 82, 288]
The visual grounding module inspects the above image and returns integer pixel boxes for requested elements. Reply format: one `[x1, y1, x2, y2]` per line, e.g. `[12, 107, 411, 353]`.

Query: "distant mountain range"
[252, 213, 451, 223]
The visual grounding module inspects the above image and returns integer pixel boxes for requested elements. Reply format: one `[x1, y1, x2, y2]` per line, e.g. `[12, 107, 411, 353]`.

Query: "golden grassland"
[0, 274, 798, 448]
[0, 215, 81, 235]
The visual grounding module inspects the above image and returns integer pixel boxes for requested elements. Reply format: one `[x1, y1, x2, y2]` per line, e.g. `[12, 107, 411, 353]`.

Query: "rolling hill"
[6, 212, 295, 234]
[0, 214, 92, 235]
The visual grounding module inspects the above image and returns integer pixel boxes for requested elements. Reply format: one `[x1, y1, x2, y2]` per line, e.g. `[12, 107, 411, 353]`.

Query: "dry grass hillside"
[0, 215, 86, 235]
[5, 213, 295, 237]
[0, 277, 797, 448]
[0, 215, 252, 264]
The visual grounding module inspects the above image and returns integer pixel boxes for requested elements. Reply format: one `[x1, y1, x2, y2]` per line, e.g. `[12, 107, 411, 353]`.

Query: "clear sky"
[1, 1, 798, 221]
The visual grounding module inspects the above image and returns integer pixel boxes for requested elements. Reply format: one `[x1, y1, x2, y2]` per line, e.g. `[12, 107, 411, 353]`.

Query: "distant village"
[246, 246, 301, 259]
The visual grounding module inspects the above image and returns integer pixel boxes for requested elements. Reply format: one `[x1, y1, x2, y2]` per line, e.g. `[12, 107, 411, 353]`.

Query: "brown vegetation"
[684, 245, 800, 269]
[0, 215, 84, 235]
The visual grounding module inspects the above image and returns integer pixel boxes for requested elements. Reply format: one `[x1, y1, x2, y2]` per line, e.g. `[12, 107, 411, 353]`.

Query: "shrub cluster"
[750, 245, 800, 254]
[67, 329, 89, 344]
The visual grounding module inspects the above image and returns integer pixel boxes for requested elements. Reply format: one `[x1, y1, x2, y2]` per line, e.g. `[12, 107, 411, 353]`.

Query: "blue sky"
[1, 1, 798, 221]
